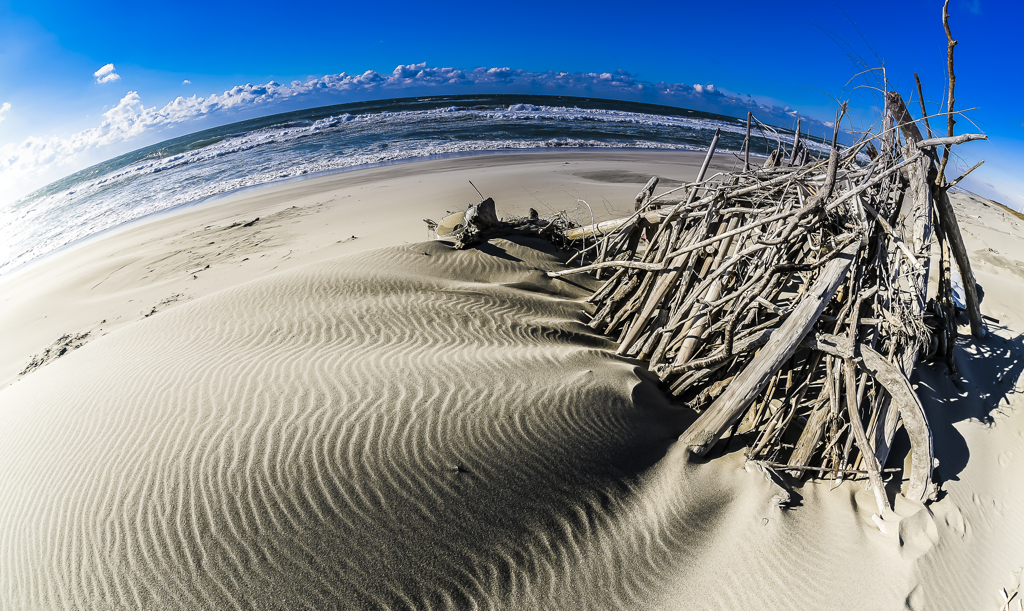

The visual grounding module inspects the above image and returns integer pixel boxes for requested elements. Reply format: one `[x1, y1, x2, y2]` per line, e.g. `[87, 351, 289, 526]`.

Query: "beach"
[1, 150, 1022, 609]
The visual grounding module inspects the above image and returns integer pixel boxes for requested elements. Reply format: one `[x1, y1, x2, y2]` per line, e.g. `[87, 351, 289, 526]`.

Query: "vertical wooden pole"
[744, 112, 752, 172]
[788, 118, 802, 166]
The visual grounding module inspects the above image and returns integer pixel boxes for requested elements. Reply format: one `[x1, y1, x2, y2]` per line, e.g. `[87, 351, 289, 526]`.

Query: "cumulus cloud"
[183, 79, 191, 85]
[94, 63, 120, 84]
[0, 102, 10, 123]
[1, 62, 828, 200]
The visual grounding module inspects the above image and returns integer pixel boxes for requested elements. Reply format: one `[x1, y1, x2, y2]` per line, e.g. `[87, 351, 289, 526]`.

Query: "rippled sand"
[2, 154, 1023, 610]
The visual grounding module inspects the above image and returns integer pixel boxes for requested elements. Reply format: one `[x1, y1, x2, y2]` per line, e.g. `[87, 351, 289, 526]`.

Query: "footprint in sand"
[944, 506, 967, 539]
[898, 507, 940, 560]
[998, 451, 1013, 467]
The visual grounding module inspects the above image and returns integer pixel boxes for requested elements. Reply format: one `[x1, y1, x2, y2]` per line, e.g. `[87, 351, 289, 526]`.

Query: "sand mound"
[0, 237, 697, 609]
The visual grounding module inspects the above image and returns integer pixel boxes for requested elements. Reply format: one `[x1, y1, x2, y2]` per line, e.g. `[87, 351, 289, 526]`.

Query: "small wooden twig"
[914, 72, 934, 140]
[938, 0, 958, 184]
[744, 112, 752, 172]
[946, 160, 984, 189]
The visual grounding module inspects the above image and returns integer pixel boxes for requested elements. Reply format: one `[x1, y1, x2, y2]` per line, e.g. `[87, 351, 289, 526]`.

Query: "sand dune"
[1, 154, 1022, 610]
[0, 237, 677, 608]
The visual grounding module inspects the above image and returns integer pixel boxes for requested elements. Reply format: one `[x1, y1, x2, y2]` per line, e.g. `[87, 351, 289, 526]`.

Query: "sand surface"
[1, 151, 1022, 609]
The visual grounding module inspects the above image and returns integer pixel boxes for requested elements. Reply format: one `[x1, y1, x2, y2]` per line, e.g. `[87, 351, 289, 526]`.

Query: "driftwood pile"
[419, 2, 986, 519]
[548, 85, 986, 514]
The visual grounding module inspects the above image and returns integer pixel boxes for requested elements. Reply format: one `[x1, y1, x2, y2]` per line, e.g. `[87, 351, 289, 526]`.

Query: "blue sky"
[1, 0, 1021, 208]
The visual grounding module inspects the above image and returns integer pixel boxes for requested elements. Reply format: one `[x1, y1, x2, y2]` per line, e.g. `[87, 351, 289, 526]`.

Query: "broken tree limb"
[845, 355, 892, 514]
[634, 176, 659, 210]
[744, 112, 752, 172]
[917, 133, 987, 148]
[914, 72, 934, 140]
[932, 184, 985, 338]
[789, 119, 802, 166]
[946, 160, 984, 189]
[938, 0, 958, 184]
[696, 129, 722, 193]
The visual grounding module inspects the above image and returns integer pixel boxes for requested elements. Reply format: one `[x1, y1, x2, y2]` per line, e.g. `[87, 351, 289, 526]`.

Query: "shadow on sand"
[889, 319, 1024, 502]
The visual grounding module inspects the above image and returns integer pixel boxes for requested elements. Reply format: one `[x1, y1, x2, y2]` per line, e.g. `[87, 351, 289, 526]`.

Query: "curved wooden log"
[859, 345, 933, 503]
[801, 333, 934, 503]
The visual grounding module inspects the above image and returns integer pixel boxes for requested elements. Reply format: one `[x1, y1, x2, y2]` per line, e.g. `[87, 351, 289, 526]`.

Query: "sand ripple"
[0, 237, 713, 610]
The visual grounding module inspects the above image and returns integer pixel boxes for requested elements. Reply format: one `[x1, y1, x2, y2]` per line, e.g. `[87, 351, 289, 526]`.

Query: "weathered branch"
[917, 133, 986, 148]
[938, 0, 958, 183]
[887, 91, 985, 338]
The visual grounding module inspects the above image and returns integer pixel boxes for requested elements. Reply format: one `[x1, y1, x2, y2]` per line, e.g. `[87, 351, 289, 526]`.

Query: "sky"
[1, 0, 1022, 208]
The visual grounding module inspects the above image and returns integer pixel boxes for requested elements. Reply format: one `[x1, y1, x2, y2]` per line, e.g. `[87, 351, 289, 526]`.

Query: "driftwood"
[678, 242, 859, 456]
[540, 61, 985, 518]
[426, 197, 578, 250]
[887, 92, 986, 339]
[422, 8, 985, 525]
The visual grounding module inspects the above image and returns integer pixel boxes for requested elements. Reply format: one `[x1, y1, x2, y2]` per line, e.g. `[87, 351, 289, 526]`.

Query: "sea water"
[0, 94, 821, 275]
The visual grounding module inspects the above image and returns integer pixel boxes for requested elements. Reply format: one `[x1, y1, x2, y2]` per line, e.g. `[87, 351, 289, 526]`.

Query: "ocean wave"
[0, 96, 808, 275]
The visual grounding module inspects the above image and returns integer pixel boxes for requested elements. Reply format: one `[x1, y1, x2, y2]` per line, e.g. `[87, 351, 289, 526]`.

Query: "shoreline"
[1, 147, 764, 282]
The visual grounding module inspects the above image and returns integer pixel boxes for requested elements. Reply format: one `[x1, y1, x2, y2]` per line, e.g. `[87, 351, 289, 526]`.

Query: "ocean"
[0, 94, 819, 275]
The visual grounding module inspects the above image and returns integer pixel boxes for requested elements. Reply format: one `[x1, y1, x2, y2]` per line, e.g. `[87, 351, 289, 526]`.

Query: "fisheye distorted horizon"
[0, 0, 1021, 208]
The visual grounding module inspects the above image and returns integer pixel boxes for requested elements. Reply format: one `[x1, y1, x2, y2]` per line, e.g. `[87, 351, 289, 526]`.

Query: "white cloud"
[1, 62, 830, 202]
[93, 63, 120, 84]
[183, 79, 191, 85]
[0, 102, 10, 123]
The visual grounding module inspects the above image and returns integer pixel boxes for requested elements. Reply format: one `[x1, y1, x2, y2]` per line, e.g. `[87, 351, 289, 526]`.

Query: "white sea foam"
[0, 102, 807, 275]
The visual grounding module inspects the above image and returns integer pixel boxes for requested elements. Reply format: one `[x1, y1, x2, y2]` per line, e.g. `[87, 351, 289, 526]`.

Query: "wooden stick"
[789, 118, 802, 166]
[787, 387, 831, 477]
[938, 0, 958, 184]
[757, 461, 902, 475]
[914, 72, 934, 140]
[634, 176, 659, 211]
[697, 129, 722, 191]
[744, 111, 752, 172]
[946, 160, 984, 189]
[844, 347, 892, 513]
[548, 258, 672, 278]
[917, 133, 986, 148]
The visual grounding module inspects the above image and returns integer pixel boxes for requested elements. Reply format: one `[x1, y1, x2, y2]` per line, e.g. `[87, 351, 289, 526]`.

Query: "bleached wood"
[678, 242, 859, 456]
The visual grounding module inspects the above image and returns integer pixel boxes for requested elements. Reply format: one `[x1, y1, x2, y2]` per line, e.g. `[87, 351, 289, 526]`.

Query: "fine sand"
[1, 150, 1022, 610]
